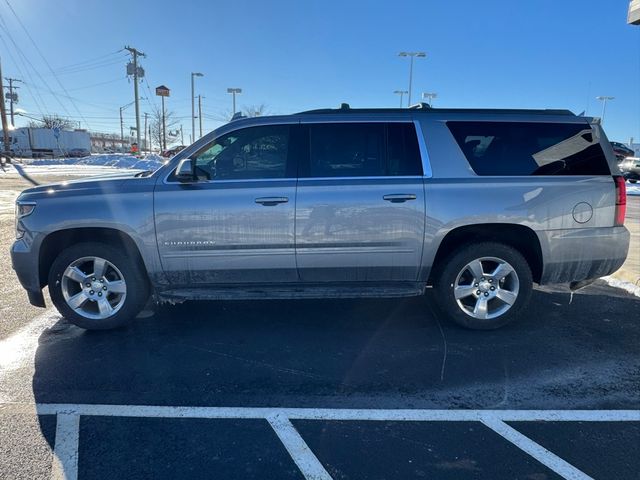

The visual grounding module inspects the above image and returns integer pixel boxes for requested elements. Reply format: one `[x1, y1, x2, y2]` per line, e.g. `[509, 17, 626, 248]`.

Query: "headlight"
[16, 203, 36, 218]
[15, 202, 36, 239]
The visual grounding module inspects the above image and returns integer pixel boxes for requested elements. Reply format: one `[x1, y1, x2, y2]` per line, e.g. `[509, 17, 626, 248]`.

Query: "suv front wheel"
[48, 242, 149, 330]
[433, 242, 533, 330]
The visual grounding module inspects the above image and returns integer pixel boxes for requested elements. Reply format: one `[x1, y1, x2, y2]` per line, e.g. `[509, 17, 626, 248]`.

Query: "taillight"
[614, 176, 626, 226]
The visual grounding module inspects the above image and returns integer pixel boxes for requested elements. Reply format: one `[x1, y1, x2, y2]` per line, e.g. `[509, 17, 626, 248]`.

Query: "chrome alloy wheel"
[453, 257, 520, 320]
[60, 256, 127, 320]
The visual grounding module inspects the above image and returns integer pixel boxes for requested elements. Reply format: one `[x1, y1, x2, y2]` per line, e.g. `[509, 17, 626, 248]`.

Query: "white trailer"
[3, 127, 91, 157]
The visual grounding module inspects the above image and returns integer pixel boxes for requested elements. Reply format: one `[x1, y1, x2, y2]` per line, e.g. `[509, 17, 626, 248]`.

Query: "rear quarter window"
[447, 121, 611, 176]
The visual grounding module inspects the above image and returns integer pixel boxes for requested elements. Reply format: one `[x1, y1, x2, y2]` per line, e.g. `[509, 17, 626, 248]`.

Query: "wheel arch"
[428, 223, 543, 285]
[39, 227, 150, 289]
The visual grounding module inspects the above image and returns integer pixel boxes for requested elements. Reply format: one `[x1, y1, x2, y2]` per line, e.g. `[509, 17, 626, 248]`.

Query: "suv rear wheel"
[48, 242, 149, 330]
[433, 242, 533, 330]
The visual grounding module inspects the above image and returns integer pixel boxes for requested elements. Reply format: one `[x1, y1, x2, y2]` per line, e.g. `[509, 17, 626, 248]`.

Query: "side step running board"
[157, 283, 426, 302]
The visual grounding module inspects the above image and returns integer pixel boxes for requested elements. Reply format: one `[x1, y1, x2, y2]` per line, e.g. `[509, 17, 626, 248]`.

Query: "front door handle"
[255, 196, 289, 206]
[383, 194, 417, 203]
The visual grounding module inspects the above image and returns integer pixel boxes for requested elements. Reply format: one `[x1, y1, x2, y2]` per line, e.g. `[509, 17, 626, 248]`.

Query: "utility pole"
[180, 125, 184, 144]
[143, 112, 148, 153]
[596, 96, 615, 124]
[119, 106, 124, 143]
[125, 46, 146, 152]
[198, 95, 203, 139]
[191, 72, 203, 143]
[0, 58, 11, 163]
[4, 77, 21, 126]
[398, 52, 426, 106]
[227, 88, 242, 116]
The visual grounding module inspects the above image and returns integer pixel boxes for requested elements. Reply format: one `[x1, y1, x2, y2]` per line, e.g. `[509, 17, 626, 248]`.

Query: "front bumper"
[11, 237, 46, 307]
[538, 226, 630, 284]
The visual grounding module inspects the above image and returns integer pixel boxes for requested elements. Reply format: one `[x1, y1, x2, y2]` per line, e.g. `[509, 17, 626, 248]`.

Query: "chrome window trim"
[298, 176, 424, 182]
[162, 119, 433, 184]
[162, 176, 296, 185]
[413, 120, 433, 178]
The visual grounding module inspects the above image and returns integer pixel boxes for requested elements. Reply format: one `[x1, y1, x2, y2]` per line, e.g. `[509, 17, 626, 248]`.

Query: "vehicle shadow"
[32, 281, 640, 412]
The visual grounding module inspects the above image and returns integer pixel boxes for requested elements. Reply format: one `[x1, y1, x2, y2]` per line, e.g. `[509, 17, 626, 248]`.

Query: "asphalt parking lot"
[1, 283, 639, 479]
[1, 173, 639, 479]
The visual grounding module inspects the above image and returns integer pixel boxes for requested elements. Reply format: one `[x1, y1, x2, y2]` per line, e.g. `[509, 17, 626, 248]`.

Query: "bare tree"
[28, 115, 75, 130]
[149, 109, 180, 151]
[210, 104, 272, 124]
[243, 104, 270, 118]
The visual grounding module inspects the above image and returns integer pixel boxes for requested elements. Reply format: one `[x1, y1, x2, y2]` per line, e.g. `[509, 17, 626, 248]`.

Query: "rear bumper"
[538, 226, 630, 284]
[11, 237, 46, 307]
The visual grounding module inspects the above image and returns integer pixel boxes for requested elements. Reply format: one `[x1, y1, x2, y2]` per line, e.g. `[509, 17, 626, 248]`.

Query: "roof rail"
[408, 102, 432, 110]
[230, 112, 246, 121]
[296, 107, 576, 116]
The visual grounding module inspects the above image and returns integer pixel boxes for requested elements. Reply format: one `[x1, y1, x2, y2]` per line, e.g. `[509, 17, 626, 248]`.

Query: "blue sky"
[1, 0, 639, 144]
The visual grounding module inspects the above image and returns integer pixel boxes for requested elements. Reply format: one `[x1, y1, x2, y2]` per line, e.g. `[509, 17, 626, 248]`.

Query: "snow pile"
[21, 154, 166, 171]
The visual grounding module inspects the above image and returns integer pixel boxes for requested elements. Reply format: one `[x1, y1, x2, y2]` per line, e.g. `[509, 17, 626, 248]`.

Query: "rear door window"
[303, 122, 423, 177]
[447, 121, 611, 176]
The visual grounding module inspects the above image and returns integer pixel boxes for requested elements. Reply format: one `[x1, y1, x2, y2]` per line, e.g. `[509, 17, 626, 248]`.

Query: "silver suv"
[11, 106, 630, 330]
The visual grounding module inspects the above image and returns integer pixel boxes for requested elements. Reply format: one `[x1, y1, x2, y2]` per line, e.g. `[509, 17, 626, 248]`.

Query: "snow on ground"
[20, 154, 165, 171]
[0, 154, 166, 177]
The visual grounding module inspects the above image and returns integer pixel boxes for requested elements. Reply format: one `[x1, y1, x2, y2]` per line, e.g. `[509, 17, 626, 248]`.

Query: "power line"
[0, 10, 73, 119]
[52, 56, 129, 76]
[0, 26, 48, 116]
[52, 49, 125, 72]
[4, 0, 92, 129]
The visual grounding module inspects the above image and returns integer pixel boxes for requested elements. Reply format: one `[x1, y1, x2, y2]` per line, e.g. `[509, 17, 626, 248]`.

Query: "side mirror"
[175, 158, 195, 182]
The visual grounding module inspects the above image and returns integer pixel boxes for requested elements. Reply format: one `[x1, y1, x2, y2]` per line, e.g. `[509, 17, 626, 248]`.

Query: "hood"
[17, 170, 157, 201]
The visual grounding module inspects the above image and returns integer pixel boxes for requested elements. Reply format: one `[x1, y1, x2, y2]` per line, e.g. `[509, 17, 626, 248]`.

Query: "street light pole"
[596, 96, 614, 124]
[198, 95, 203, 139]
[398, 52, 426, 107]
[393, 90, 408, 108]
[227, 88, 242, 116]
[191, 72, 203, 143]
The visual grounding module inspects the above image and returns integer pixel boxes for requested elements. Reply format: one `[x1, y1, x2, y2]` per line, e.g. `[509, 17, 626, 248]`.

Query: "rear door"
[295, 121, 427, 282]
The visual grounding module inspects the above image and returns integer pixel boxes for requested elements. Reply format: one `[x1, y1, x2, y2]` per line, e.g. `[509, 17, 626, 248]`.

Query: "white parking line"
[3, 403, 639, 422]
[50, 412, 79, 480]
[2, 403, 638, 480]
[481, 416, 593, 480]
[267, 413, 332, 480]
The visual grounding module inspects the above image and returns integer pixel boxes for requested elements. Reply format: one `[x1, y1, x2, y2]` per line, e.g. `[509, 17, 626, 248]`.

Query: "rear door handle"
[383, 194, 417, 203]
[255, 196, 289, 206]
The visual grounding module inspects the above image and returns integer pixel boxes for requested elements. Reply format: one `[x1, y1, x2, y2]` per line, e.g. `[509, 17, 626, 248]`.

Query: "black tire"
[48, 242, 149, 330]
[432, 242, 533, 330]
[629, 179, 638, 183]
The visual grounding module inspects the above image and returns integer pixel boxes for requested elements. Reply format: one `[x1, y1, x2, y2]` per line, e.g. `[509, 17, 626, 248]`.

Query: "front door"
[154, 124, 298, 285]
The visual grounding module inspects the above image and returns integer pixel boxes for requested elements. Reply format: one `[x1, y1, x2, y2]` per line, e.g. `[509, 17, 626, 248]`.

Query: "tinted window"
[309, 123, 385, 177]
[447, 121, 611, 176]
[387, 123, 423, 175]
[306, 123, 422, 177]
[193, 125, 289, 180]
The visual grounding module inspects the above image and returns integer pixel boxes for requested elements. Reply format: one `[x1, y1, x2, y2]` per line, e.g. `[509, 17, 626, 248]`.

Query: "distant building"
[90, 132, 148, 153]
